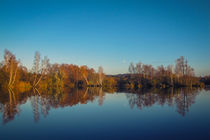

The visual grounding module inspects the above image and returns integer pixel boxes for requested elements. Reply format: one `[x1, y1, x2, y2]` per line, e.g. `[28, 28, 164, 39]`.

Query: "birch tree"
[98, 66, 104, 86]
[80, 65, 89, 85]
[4, 49, 19, 88]
[32, 52, 50, 87]
[32, 51, 40, 86]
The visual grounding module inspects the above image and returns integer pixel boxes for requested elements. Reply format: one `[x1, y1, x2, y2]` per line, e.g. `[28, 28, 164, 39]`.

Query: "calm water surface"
[0, 88, 210, 140]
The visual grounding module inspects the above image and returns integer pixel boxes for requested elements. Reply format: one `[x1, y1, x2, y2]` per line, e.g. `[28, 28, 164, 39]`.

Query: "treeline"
[201, 76, 210, 86]
[114, 56, 206, 89]
[0, 49, 208, 91]
[0, 49, 115, 91]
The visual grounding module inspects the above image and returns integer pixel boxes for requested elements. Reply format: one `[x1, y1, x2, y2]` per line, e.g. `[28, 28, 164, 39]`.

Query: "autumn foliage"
[0, 50, 208, 92]
[119, 56, 203, 89]
[0, 49, 106, 91]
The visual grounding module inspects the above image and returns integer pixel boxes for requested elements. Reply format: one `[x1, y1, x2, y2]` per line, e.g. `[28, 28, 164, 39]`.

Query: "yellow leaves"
[16, 81, 32, 93]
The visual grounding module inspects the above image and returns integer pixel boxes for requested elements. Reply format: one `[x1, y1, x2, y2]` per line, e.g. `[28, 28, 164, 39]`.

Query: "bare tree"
[32, 52, 50, 87]
[34, 56, 50, 87]
[32, 51, 40, 86]
[98, 66, 104, 86]
[167, 65, 174, 85]
[175, 56, 195, 85]
[136, 62, 142, 76]
[175, 56, 185, 77]
[80, 66, 89, 85]
[128, 62, 136, 74]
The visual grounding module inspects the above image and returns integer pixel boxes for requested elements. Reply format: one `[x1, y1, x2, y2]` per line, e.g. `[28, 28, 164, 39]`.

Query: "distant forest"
[0, 49, 209, 92]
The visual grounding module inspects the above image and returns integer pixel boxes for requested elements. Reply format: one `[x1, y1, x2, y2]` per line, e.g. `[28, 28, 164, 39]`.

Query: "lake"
[0, 88, 210, 140]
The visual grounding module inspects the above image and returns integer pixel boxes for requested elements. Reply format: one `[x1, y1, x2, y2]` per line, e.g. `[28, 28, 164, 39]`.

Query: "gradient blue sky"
[0, 0, 209, 75]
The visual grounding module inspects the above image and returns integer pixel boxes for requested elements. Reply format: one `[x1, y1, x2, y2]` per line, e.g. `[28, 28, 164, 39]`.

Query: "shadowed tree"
[175, 56, 195, 86]
[167, 65, 174, 85]
[129, 62, 136, 74]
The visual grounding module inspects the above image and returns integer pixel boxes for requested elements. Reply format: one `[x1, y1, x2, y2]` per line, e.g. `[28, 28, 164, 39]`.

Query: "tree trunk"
[8, 63, 14, 87]
[82, 74, 89, 85]
[11, 65, 18, 86]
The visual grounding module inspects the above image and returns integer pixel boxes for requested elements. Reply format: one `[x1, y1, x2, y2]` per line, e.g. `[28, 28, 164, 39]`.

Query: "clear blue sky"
[0, 0, 209, 76]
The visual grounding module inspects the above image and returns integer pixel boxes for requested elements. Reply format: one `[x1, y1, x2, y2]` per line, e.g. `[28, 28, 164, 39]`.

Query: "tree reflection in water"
[0, 87, 206, 124]
[124, 88, 202, 116]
